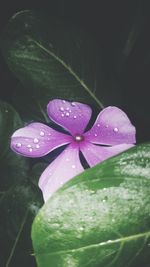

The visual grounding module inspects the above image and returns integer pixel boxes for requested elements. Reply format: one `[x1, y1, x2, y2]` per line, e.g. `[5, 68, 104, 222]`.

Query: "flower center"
[74, 134, 84, 142]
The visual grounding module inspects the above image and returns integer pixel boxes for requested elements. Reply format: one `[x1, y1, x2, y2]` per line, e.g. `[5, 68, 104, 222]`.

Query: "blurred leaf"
[32, 143, 150, 267]
[0, 101, 29, 189]
[0, 181, 43, 267]
[0, 10, 122, 120]
[0, 101, 43, 267]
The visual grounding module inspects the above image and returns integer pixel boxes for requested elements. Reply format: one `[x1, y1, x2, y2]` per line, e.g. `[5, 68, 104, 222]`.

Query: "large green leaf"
[0, 10, 122, 120]
[32, 143, 150, 267]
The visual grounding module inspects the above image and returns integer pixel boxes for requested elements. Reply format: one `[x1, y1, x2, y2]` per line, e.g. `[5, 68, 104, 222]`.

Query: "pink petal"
[39, 143, 84, 202]
[11, 122, 72, 157]
[47, 99, 92, 135]
[80, 141, 134, 167]
[84, 106, 136, 145]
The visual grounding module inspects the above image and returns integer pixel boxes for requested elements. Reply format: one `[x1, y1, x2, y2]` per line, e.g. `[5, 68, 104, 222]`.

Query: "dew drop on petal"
[33, 138, 39, 143]
[61, 113, 65, 117]
[36, 144, 40, 148]
[29, 148, 33, 152]
[40, 131, 45, 136]
[72, 165, 76, 169]
[94, 133, 98, 137]
[65, 112, 70, 117]
[73, 115, 77, 119]
[16, 143, 22, 148]
[60, 107, 64, 111]
[97, 124, 100, 127]
[71, 102, 76, 107]
[66, 107, 70, 110]
[62, 100, 66, 103]
[114, 127, 118, 132]
[27, 144, 32, 148]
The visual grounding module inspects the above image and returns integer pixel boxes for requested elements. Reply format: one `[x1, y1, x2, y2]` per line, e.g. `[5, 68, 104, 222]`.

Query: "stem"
[6, 209, 29, 267]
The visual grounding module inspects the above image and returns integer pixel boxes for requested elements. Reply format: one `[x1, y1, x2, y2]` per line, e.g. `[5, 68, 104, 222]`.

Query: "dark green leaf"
[0, 101, 29, 189]
[32, 143, 150, 267]
[0, 101, 43, 266]
[0, 10, 122, 120]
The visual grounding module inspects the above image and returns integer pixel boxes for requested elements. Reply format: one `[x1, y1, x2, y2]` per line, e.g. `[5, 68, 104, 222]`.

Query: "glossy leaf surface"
[32, 144, 150, 267]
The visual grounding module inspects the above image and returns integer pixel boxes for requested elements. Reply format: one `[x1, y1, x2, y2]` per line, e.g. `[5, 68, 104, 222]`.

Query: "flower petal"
[47, 99, 92, 135]
[11, 122, 72, 157]
[84, 106, 136, 145]
[39, 143, 84, 202]
[80, 141, 134, 167]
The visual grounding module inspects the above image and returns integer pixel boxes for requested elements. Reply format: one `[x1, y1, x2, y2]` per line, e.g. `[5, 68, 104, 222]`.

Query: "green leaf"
[0, 101, 43, 266]
[0, 101, 29, 189]
[0, 10, 121, 120]
[32, 143, 150, 267]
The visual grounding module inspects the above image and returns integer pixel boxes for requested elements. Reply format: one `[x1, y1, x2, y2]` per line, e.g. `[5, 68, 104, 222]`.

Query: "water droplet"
[112, 218, 115, 223]
[94, 133, 98, 137]
[107, 240, 113, 244]
[5, 110, 8, 113]
[97, 124, 100, 127]
[48, 133, 51, 136]
[79, 226, 84, 231]
[62, 100, 66, 103]
[114, 127, 118, 132]
[65, 112, 70, 117]
[27, 144, 32, 148]
[60, 181, 64, 185]
[29, 148, 33, 152]
[33, 138, 39, 143]
[60, 107, 64, 111]
[102, 199, 106, 203]
[73, 115, 77, 119]
[16, 143, 22, 148]
[36, 144, 40, 148]
[71, 102, 76, 106]
[72, 165, 76, 169]
[61, 113, 65, 117]
[66, 107, 70, 110]
[40, 131, 45, 136]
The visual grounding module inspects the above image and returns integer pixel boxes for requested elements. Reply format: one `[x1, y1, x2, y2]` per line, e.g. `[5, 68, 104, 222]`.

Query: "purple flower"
[11, 99, 136, 201]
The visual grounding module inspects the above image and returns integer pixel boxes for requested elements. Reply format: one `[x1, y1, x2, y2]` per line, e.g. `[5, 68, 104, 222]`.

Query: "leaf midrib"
[24, 37, 104, 109]
[35, 230, 150, 256]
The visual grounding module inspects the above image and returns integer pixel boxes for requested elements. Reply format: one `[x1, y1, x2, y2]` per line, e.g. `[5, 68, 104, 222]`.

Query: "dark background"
[0, 0, 150, 142]
[0, 1, 150, 266]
